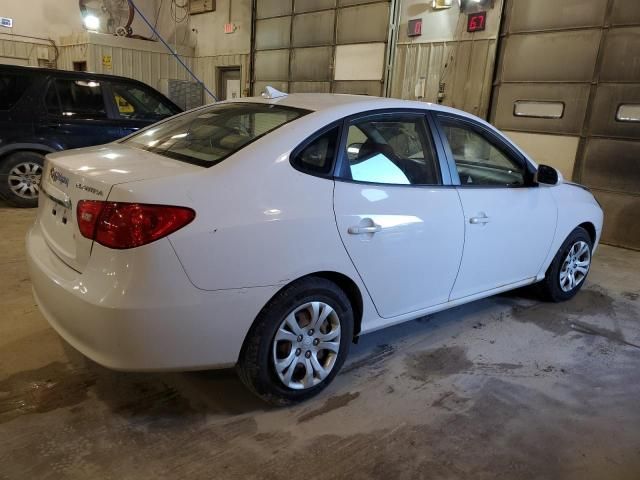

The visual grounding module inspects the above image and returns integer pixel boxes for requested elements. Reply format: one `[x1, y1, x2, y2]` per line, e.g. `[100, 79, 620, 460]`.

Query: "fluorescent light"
[83, 15, 100, 31]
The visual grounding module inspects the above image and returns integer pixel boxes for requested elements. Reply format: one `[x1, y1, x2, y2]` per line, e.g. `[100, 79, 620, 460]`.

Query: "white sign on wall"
[0, 17, 13, 28]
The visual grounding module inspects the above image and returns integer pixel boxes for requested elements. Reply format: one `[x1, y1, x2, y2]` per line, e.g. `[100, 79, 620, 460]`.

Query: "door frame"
[217, 66, 242, 101]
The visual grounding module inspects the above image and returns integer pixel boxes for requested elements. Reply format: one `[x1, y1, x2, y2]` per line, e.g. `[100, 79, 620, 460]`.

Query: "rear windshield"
[0, 73, 33, 110]
[125, 103, 309, 167]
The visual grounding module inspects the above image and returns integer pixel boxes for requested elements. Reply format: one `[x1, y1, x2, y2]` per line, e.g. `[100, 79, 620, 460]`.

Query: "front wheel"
[237, 277, 354, 406]
[539, 226, 593, 302]
[0, 151, 44, 208]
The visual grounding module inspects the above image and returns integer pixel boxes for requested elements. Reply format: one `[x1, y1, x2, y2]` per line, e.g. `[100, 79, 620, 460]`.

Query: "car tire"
[538, 226, 593, 302]
[0, 151, 44, 208]
[237, 276, 354, 406]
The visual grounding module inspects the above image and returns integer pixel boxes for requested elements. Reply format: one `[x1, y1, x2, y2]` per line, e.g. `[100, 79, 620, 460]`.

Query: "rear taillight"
[77, 200, 195, 249]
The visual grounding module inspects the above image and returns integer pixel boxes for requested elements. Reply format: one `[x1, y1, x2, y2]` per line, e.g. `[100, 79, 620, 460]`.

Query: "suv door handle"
[469, 214, 490, 225]
[348, 224, 382, 235]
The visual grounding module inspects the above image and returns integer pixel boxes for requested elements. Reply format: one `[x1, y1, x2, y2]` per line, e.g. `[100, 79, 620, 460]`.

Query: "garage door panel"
[333, 80, 382, 96]
[339, 0, 388, 5]
[581, 138, 640, 195]
[292, 10, 336, 47]
[599, 28, 640, 83]
[256, 0, 292, 19]
[501, 30, 601, 82]
[335, 43, 385, 80]
[255, 17, 291, 50]
[508, 0, 608, 32]
[610, 0, 640, 26]
[592, 190, 640, 250]
[254, 50, 290, 81]
[290, 81, 331, 93]
[493, 84, 590, 134]
[291, 47, 333, 81]
[590, 84, 640, 138]
[294, 0, 336, 13]
[337, 3, 390, 44]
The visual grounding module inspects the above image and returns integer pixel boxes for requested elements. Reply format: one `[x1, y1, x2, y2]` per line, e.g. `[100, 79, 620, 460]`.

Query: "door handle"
[348, 224, 382, 235]
[469, 214, 490, 225]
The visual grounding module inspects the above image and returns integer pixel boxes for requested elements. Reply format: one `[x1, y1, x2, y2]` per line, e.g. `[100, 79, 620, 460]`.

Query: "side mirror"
[535, 164, 561, 186]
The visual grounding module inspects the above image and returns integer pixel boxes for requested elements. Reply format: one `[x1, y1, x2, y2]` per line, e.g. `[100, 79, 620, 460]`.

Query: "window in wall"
[616, 104, 640, 122]
[439, 118, 525, 187]
[513, 101, 564, 119]
[339, 115, 440, 185]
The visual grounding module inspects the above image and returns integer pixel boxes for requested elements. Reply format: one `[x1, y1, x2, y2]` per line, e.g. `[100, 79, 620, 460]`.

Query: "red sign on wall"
[467, 12, 487, 33]
[408, 18, 422, 37]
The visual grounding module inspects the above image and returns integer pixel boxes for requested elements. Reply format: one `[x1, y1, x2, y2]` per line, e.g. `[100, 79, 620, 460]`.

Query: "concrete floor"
[1, 204, 639, 480]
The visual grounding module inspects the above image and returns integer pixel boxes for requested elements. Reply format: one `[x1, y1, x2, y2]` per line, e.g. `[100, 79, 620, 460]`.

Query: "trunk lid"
[38, 144, 201, 272]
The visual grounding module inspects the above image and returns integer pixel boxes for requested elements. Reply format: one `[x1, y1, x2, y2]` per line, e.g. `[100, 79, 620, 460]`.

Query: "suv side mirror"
[535, 164, 561, 186]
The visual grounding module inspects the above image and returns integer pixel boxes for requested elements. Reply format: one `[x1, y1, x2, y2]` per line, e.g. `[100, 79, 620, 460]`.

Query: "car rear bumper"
[26, 223, 278, 371]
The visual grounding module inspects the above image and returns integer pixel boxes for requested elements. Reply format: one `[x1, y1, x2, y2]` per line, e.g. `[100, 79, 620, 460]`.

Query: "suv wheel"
[0, 151, 44, 208]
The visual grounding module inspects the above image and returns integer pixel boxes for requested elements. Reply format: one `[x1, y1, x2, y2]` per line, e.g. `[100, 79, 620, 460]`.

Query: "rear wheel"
[539, 227, 593, 302]
[237, 277, 354, 406]
[0, 151, 44, 208]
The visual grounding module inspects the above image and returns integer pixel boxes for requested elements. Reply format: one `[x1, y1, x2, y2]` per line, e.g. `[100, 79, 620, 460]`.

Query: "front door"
[39, 77, 122, 149]
[434, 114, 557, 300]
[333, 112, 465, 319]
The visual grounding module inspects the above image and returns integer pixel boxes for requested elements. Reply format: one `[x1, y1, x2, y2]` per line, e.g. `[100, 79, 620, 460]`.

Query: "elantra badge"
[49, 168, 69, 187]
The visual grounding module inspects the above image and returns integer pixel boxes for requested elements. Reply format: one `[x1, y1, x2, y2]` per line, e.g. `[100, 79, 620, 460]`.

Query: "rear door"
[434, 114, 557, 300]
[38, 76, 123, 149]
[104, 81, 181, 137]
[333, 110, 465, 319]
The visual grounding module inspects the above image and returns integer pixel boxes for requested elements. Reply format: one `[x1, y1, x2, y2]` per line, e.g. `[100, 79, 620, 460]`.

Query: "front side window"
[111, 82, 178, 121]
[50, 79, 107, 119]
[438, 117, 525, 187]
[339, 115, 440, 185]
[126, 103, 308, 167]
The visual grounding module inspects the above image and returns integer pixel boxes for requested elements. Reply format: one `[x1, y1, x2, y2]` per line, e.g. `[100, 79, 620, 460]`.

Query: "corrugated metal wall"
[491, 0, 640, 250]
[251, 0, 393, 96]
[390, 1, 503, 119]
[54, 32, 249, 105]
[0, 36, 57, 67]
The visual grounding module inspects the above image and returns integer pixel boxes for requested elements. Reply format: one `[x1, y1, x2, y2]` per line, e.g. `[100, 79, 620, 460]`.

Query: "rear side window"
[0, 74, 32, 110]
[47, 79, 107, 119]
[126, 103, 308, 167]
[110, 82, 179, 121]
[291, 126, 340, 176]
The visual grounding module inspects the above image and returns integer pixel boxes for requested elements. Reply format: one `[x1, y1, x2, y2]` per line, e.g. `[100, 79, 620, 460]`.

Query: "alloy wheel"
[559, 240, 591, 292]
[272, 301, 341, 390]
[8, 161, 42, 200]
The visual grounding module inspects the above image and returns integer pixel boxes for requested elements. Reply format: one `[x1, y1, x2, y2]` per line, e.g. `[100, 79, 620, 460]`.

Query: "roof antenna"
[262, 86, 288, 99]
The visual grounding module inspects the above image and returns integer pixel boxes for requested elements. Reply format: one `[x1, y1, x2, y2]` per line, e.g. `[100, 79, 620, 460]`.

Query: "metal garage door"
[490, 0, 640, 250]
[251, 0, 394, 96]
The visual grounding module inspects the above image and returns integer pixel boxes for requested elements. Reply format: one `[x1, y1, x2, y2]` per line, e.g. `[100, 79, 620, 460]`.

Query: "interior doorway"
[218, 67, 241, 100]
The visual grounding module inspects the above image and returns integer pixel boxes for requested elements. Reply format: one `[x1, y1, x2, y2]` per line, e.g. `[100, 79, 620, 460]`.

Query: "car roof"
[0, 64, 154, 86]
[225, 93, 475, 120]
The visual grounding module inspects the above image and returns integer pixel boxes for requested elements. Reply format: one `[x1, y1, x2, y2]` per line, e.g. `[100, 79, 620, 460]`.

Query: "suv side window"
[0, 73, 33, 110]
[338, 114, 441, 185]
[291, 126, 340, 176]
[110, 82, 176, 121]
[438, 116, 526, 187]
[48, 79, 107, 119]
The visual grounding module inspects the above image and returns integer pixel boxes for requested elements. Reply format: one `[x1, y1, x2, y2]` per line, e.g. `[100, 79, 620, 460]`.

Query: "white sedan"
[27, 91, 603, 404]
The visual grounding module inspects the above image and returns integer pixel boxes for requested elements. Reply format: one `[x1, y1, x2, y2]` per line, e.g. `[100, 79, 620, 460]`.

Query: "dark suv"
[0, 65, 181, 207]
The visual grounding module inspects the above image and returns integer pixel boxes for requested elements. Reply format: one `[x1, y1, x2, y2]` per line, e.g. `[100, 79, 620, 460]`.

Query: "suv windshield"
[126, 103, 308, 167]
